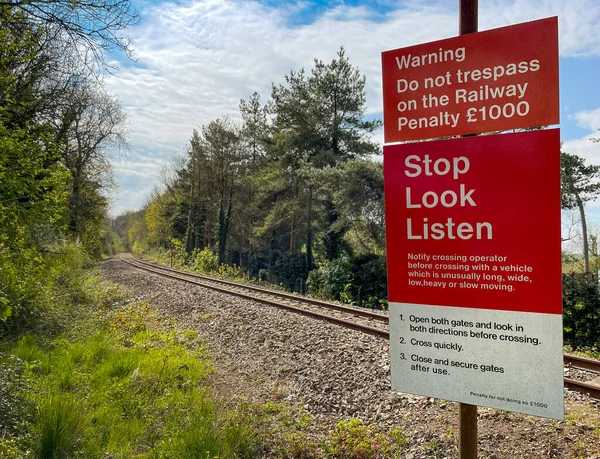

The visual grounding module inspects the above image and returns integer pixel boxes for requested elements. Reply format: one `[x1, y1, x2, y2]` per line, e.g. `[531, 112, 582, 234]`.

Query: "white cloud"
[105, 0, 600, 214]
[562, 107, 600, 170]
[573, 108, 600, 132]
[482, 0, 600, 57]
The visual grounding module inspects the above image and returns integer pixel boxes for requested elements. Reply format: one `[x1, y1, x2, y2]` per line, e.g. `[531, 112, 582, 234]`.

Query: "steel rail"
[120, 254, 389, 338]
[129, 255, 389, 322]
[564, 378, 600, 401]
[119, 254, 600, 402]
[564, 354, 600, 374]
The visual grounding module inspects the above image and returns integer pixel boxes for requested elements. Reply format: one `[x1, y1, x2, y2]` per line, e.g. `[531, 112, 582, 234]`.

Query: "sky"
[104, 0, 600, 242]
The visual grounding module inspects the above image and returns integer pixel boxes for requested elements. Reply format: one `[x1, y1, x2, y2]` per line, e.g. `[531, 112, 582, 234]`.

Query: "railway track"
[119, 253, 600, 402]
[120, 253, 389, 338]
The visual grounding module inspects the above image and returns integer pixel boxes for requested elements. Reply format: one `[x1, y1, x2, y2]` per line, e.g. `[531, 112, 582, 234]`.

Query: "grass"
[0, 275, 268, 459]
[322, 418, 409, 459]
[564, 344, 600, 360]
[32, 394, 85, 458]
[0, 252, 414, 458]
[11, 305, 266, 458]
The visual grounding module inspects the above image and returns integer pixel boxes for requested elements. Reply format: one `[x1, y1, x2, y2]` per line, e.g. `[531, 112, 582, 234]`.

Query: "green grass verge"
[7, 300, 265, 458]
[0, 257, 411, 458]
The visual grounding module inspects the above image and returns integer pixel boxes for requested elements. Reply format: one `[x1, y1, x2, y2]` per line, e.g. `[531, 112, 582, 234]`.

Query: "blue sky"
[103, 0, 600, 250]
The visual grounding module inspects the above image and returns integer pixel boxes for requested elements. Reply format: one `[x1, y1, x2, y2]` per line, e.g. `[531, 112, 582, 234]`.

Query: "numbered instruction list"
[389, 302, 563, 419]
[383, 130, 563, 419]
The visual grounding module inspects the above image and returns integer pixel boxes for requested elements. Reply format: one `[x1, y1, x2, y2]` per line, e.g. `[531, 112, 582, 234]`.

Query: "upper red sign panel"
[383, 129, 561, 314]
[381, 17, 559, 143]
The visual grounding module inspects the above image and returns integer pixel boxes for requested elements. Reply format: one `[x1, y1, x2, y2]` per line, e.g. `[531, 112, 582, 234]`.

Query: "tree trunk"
[289, 213, 295, 253]
[290, 168, 297, 253]
[185, 179, 195, 254]
[217, 201, 225, 265]
[217, 186, 234, 265]
[577, 195, 590, 273]
[306, 186, 313, 272]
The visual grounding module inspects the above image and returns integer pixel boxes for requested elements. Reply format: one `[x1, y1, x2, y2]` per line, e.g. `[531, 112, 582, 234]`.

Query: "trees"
[58, 85, 127, 255]
[179, 119, 242, 264]
[0, 0, 133, 322]
[269, 48, 380, 271]
[0, 9, 70, 321]
[119, 49, 385, 302]
[1, 0, 138, 68]
[561, 151, 600, 273]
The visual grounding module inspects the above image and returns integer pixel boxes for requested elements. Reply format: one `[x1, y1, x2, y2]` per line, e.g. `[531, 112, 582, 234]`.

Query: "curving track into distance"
[119, 253, 600, 402]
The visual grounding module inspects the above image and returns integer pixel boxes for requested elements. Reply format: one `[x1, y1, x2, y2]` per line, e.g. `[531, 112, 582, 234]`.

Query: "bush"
[272, 252, 309, 293]
[307, 259, 351, 301]
[217, 263, 242, 279]
[306, 255, 387, 309]
[0, 243, 96, 339]
[191, 248, 218, 273]
[170, 238, 187, 267]
[348, 254, 388, 310]
[0, 354, 32, 437]
[563, 274, 600, 348]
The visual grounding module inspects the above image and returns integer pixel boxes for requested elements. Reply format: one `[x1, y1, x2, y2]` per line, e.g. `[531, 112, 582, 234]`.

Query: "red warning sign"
[383, 129, 561, 314]
[381, 17, 559, 142]
[384, 129, 564, 419]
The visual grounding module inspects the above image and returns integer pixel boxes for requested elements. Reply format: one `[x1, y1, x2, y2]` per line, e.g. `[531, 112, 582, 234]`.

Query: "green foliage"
[192, 247, 218, 273]
[562, 275, 600, 348]
[9, 302, 264, 458]
[347, 254, 388, 310]
[0, 4, 129, 323]
[273, 253, 309, 292]
[307, 259, 352, 301]
[31, 394, 86, 459]
[114, 48, 385, 310]
[0, 437, 22, 459]
[561, 152, 600, 272]
[307, 255, 387, 309]
[561, 152, 600, 209]
[0, 117, 70, 322]
[170, 238, 188, 266]
[323, 418, 408, 459]
[217, 263, 243, 279]
[130, 215, 150, 253]
[0, 354, 33, 438]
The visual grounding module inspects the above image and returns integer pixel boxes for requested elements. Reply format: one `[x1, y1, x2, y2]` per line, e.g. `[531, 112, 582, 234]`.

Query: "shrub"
[0, 354, 32, 437]
[348, 254, 388, 310]
[1, 243, 99, 340]
[170, 238, 187, 267]
[217, 263, 242, 279]
[192, 248, 218, 273]
[563, 274, 600, 348]
[272, 253, 309, 293]
[307, 259, 351, 301]
[306, 255, 387, 309]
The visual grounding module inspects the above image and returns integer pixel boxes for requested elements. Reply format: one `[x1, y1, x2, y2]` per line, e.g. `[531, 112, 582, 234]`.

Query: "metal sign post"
[458, 1, 478, 458]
